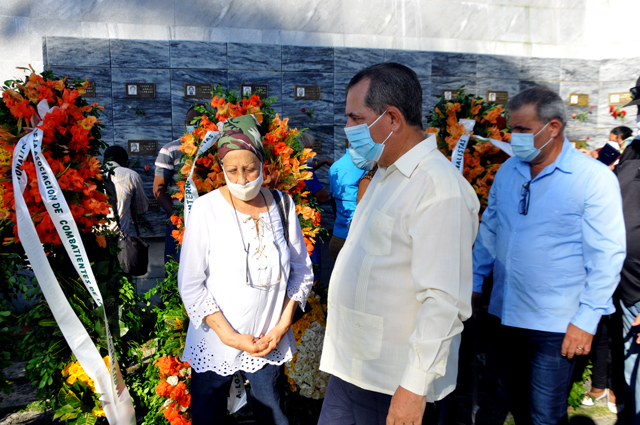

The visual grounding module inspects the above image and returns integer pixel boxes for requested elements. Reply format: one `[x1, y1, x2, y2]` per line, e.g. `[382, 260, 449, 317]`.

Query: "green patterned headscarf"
[217, 115, 265, 163]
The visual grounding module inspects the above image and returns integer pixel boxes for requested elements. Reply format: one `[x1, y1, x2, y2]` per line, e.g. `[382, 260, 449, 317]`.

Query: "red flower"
[301, 108, 306, 113]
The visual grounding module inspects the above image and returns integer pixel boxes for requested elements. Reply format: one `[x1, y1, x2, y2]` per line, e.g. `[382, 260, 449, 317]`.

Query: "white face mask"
[223, 167, 263, 201]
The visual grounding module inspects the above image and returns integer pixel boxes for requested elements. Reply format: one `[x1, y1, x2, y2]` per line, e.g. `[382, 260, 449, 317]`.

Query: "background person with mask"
[472, 86, 626, 425]
[154, 105, 204, 264]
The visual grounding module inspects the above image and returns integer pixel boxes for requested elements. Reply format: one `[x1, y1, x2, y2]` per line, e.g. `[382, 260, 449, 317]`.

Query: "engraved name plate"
[568, 93, 589, 107]
[294, 85, 321, 100]
[609, 92, 633, 106]
[184, 83, 213, 99]
[147, 198, 161, 212]
[82, 82, 96, 98]
[125, 83, 156, 99]
[128, 140, 158, 156]
[487, 90, 508, 104]
[240, 84, 269, 99]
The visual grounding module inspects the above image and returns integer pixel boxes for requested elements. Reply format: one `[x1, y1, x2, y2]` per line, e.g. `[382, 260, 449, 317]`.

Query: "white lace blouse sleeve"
[178, 197, 219, 330]
[284, 192, 314, 310]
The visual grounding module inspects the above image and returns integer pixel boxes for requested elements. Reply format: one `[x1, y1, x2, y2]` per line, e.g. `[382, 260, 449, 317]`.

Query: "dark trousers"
[190, 364, 288, 425]
[494, 322, 575, 425]
[589, 313, 624, 394]
[329, 235, 346, 261]
[318, 376, 449, 425]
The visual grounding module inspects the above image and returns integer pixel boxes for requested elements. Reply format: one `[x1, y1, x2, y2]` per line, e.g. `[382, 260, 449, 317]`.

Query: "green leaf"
[38, 318, 58, 327]
[74, 413, 98, 425]
[65, 391, 82, 409]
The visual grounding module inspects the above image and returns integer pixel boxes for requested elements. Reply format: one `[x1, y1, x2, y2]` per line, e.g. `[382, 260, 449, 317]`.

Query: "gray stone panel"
[227, 71, 283, 113]
[100, 125, 114, 148]
[476, 55, 521, 80]
[383, 50, 433, 77]
[596, 80, 637, 130]
[430, 76, 477, 106]
[333, 126, 349, 160]
[418, 76, 432, 127]
[476, 79, 520, 104]
[561, 58, 600, 82]
[305, 125, 335, 160]
[520, 57, 561, 81]
[519, 80, 560, 94]
[282, 45, 334, 72]
[333, 73, 352, 126]
[560, 82, 599, 132]
[432, 52, 477, 78]
[599, 58, 640, 82]
[110, 39, 170, 69]
[46, 37, 110, 67]
[227, 43, 282, 71]
[282, 72, 333, 129]
[334, 47, 385, 74]
[47, 66, 114, 126]
[111, 68, 172, 127]
[170, 69, 228, 125]
[170, 41, 227, 70]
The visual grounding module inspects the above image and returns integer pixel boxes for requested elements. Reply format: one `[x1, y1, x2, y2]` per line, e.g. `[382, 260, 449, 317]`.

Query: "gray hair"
[346, 62, 423, 129]
[300, 132, 315, 149]
[507, 86, 567, 129]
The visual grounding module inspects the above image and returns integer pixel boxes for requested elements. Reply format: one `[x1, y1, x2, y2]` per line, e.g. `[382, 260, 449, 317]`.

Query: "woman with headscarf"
[178, 115, 314, 425]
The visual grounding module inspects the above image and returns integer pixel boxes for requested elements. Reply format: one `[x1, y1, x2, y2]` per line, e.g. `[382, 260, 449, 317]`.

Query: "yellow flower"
[92, 409, 106, 418]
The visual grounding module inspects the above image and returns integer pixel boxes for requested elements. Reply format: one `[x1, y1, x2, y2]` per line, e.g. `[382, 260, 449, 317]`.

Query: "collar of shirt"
[378, 135, 437, 180]
[514, 138, 573, 181]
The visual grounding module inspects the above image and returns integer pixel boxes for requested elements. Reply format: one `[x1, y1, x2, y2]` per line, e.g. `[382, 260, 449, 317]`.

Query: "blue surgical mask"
[345, 111, 393, 169]
[510, 122, 553, 163]
[186, 125, 195, 133]
[349, 148, 375, 171]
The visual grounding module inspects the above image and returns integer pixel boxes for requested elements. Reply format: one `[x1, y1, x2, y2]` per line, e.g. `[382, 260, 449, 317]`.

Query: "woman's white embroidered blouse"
[178, 189, 314, 375]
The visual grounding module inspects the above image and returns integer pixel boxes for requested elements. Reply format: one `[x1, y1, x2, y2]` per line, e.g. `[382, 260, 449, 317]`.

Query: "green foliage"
[53, 371, 103, 424]
[0, 299, 20, 398]
[568, 361, 593, 409]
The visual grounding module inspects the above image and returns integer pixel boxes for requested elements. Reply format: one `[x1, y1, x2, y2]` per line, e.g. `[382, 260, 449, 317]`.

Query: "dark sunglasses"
[519, 181, 531, 215]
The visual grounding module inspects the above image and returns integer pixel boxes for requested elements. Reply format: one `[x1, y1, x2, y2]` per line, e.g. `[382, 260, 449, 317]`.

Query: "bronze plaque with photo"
[568, 93, 589, 107]
[184, 83, 213, 99]
[82, 82, 96, 98]
[486, 90, 508, 104]
[294, 85, 321, 100]
[125, 83, 156, 99]
[128, 140, 158, 156]
[240, 84, 269, 99]
[441, 89, 455, 101]
[609, 92, 633, 106]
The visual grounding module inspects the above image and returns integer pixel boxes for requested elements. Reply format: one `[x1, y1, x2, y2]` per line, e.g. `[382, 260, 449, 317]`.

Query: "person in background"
[327, 151, 365, 260]
[610, 126, 634, 153]
[300, 132, 334, 172]
[154, 105, 203, 263]
[103, 146, 149, 236]
[616, 79, 640, 423]
[472, 86, 626, 425]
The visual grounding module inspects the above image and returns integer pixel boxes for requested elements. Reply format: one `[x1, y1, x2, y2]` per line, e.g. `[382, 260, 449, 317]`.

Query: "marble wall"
[44, 36, 640, 236]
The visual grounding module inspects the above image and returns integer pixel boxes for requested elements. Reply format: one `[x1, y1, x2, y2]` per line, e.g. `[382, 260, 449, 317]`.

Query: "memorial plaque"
[486, 90, 508, 104]
[128, 140, 158, 156]
[184, 83, 213, 99]
[240, 84, 269, 99]
[609, 92, 633, 106]
[441, 90, 454, 101]
[125, 83, 156, 99]
[294, 85, 321, 100]
[568, 93, 589, 107]
[312, 138, 322, 154]
[82, 82, 96, 98]
[147, 198, 161, 212]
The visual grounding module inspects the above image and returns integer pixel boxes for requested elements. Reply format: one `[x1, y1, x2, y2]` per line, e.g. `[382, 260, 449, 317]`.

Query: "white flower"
[166, 376, 179, 386]
[179, 405, 188, 412]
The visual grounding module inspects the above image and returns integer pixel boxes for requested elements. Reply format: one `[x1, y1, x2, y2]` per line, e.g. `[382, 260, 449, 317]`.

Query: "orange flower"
[95, 234, 106, 248]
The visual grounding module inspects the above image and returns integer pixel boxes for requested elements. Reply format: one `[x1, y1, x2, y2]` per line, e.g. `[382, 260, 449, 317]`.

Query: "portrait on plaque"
[243, 86, 252, 96]
[187, 85, 196, 96]
[130, 142, 140, 153]
[443, 90, 453, 101]
[297, 87, 305, 97]
[128, 84, 137, 96]
[488, 92, 497, 102]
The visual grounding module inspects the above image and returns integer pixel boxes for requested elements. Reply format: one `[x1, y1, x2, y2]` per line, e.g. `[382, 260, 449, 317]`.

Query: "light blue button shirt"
[472, 140, 626, 334]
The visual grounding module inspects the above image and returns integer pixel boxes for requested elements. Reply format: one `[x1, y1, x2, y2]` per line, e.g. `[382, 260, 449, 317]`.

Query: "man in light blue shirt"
[328, 152, 366, 260]
[472, 86, 626, 425]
